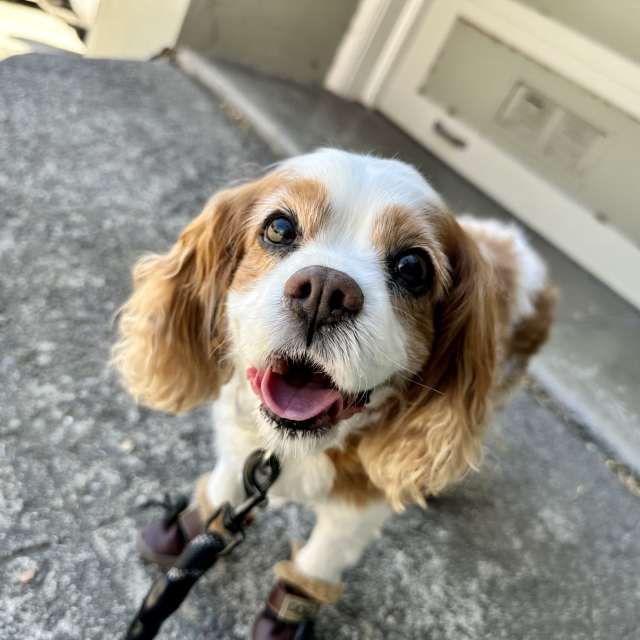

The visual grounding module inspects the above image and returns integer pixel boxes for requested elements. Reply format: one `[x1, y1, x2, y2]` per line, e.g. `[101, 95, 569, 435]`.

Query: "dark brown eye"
[264, 216, 296, 246]
[393, 249, 433, 293]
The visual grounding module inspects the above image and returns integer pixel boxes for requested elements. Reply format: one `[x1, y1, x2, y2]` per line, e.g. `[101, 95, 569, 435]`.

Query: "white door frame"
[325, 0, 640, 309]
[86, 0, 191, 59]
[327, 0, 640, 117]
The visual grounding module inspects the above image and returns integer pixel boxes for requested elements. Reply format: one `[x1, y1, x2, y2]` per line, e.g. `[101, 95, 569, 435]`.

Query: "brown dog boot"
[252, 582, 318, 640]
[252, 557, 343, 640]
[137, 472, 224, 565]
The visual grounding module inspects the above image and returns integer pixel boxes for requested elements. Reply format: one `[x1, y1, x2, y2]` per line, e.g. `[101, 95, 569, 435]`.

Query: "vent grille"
[497, 83, 605, 174]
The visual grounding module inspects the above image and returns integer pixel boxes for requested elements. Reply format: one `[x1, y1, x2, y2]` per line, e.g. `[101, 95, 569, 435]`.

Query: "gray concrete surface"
[177, 54, 640, 476]
[1, 54, 640, 640]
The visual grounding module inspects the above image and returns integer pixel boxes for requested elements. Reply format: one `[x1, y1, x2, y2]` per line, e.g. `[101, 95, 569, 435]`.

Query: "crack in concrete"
[0, 539, 53, 564]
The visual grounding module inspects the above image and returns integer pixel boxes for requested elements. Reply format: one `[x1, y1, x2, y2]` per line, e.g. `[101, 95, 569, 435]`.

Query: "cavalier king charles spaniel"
[113, 149, 556, 638]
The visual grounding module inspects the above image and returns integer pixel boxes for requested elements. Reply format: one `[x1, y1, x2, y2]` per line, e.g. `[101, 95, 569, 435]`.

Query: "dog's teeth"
[272, 357, 290, 375]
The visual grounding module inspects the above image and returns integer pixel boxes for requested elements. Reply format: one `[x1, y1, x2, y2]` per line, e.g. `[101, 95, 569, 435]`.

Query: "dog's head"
[113, 150, 497, 507]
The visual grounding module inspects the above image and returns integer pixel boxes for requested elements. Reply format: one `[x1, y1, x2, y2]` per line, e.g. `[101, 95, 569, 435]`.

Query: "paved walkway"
[1, 54, 639, 640]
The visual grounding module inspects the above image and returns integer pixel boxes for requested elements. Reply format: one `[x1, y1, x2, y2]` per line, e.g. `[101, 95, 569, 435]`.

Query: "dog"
[112, 149, 556, 639]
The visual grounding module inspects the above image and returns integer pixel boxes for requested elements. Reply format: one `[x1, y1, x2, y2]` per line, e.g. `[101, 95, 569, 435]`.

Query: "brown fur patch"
[231, 231, 280, 294]
[326, 436, 384, 507]
[370, 204, 428, 251]
[369, 204, 459, 376]
[510, 285, 557, 357]
[460, 220, 557, 404]
[231, 176, 331, 293]
[495, 284, 558, 404]
[282, 177, 331, 239]
[460, 222, 520, 332]
[356, 217, 556, 510]
[370, 204, 451, 297]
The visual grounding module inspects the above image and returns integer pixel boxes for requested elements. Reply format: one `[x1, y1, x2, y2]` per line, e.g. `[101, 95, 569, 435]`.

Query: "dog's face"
[114, 150, 496, 505]
[225, 152, 452, 454]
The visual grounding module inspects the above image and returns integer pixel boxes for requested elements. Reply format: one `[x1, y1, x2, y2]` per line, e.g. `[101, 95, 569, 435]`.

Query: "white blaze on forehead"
[280, 149, 443, 245]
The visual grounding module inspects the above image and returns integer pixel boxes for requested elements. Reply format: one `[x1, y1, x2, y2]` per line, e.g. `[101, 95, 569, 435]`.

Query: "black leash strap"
[124, 450, 281, 640]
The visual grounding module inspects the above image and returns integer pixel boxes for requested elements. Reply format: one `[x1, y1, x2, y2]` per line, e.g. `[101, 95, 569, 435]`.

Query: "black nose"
[284, 266, 364, 345]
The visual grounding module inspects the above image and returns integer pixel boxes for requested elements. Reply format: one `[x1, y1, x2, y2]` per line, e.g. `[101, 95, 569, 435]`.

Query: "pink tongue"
[259, 368, 342, 421]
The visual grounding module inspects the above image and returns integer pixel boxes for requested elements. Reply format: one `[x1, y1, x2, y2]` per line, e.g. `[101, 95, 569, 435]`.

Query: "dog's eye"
[264, 216, 297, 246]
[392, 249, 433, 293]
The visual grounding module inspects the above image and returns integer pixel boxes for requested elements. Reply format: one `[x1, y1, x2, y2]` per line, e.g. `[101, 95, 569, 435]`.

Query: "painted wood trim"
[324, 0, 395, 98]
[360, 0, 431, 107]
[86, 0, 191, 59]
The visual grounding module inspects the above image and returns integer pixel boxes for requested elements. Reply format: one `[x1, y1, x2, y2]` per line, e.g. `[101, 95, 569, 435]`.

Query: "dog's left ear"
[359, 218, 497, 510]
[112, 178, 269, 413]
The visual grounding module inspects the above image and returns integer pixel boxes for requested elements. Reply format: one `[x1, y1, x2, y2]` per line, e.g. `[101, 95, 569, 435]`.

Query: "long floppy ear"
[359, 218, 497, 510]
[111, 180, 267, 413]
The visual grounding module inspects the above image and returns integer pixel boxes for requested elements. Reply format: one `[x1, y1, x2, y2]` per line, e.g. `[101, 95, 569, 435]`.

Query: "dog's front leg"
[195, 387, 266, 525]
[195, 456, 247, 523]
[252, 500, 391, 639]
[294, 500, 391, 584]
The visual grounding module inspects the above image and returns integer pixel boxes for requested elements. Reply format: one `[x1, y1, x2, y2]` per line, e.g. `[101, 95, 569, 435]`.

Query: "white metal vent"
[497, 83, 606, 174]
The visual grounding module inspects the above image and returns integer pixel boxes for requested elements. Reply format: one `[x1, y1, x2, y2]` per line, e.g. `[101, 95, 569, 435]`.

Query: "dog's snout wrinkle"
[285, 266, 364, 346]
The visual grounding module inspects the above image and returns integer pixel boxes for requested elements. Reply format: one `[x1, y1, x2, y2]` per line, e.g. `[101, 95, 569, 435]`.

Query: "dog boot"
[137, 472, 222, 565]
[252, 557, 343, 640]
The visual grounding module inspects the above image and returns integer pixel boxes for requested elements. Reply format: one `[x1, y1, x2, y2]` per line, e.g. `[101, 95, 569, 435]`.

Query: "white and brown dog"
[113, 149, 556, 639]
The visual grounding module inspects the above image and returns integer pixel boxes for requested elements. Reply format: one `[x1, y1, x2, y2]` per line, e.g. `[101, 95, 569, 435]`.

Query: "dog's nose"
[285, 266, 364, 343]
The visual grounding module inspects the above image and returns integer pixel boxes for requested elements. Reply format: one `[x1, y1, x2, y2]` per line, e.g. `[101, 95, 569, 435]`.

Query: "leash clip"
[202, 449, 281, 537]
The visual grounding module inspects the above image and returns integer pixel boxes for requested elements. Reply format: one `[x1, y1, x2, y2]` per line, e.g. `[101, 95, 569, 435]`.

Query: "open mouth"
[246, 357, 371, 435]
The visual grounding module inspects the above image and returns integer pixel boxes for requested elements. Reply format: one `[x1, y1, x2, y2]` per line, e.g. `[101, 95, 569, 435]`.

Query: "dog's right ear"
[112, 178, 270, 413]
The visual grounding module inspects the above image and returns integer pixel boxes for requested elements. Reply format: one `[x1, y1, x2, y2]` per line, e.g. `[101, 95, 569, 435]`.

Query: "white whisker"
[377, 352, 442, 395]
[391, 305, 418, 322]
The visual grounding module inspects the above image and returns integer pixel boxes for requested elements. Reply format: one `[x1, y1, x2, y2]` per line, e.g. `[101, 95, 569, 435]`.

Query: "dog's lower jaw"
[260, 406, 333, 439]
[255, 411, 337, 461]
[255, 403, 372, 462]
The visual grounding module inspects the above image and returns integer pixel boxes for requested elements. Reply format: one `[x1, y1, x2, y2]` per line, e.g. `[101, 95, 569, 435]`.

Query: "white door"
[372, 0, 640, 309]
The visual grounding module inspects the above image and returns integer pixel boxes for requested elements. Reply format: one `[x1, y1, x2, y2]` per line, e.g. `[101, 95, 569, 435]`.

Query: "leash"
[123, 449, 281, 640]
